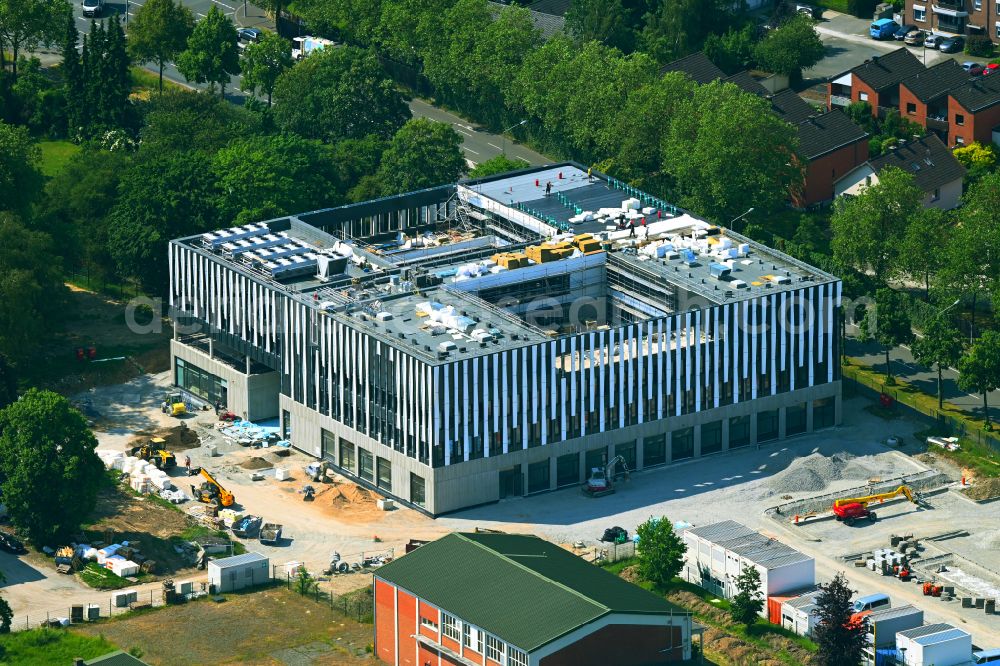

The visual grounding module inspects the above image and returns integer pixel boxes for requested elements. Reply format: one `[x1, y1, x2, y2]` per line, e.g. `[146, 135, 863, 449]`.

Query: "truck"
[291, 36, 335, 60]
[259, 522, 282, 545]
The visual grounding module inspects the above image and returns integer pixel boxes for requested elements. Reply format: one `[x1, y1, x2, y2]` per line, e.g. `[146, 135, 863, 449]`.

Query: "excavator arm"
[833, 485, 915, 509]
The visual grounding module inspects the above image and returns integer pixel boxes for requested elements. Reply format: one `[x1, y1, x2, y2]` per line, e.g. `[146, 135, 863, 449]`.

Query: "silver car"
[923, 33, 942, 49]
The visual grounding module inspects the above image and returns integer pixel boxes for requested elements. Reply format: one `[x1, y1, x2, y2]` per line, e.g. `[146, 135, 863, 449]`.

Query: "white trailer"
[208, 552, 270, 593]
[292, 36, 335, 60]
[896, 623, 972, 666]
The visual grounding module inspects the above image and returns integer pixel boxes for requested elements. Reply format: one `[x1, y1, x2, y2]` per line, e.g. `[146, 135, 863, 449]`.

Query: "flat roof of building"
[376, 532, 687, 653]
[685, 521, 813, 570]
[897, 623, 970, 645]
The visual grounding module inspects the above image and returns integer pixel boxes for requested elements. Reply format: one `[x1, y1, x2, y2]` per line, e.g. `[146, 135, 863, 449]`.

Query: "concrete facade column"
[721, 417, 730, 452]
[750, 412, 759, 446]
[635, 436, 645, 471]
[549, 456, 558, 491]
[245, 354, 251, 374]
[778, 406, 787, 440]
[806, 400, 815, 433]
[693, 426, 703, 458]
[665, 431, 674, 464]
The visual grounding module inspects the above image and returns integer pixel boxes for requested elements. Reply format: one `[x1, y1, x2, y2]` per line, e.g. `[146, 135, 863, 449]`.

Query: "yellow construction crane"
[832, 485, 919, 525]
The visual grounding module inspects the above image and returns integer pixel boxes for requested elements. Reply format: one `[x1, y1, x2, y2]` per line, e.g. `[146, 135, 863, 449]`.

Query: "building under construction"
[168, 163, 842, 514]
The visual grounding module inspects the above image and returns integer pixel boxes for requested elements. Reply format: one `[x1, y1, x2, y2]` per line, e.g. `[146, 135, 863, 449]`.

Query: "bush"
[847, 0, 878, 18]
[966, 35, 995, 57]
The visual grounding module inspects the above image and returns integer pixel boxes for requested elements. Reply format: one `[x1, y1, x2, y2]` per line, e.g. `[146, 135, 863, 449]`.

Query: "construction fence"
[842, 364, 1000, 453]
[279, 570, 374, 622]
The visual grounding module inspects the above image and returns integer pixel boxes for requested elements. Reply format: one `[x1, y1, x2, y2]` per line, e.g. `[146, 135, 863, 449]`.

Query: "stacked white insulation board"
[97, 449, 188, 503]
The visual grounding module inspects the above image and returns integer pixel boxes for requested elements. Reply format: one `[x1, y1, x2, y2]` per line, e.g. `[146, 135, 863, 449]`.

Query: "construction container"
[208, 552, 269, 593]
[112, 590, 138, 608]
[895, 623, 971, 666]
[86, 604, 100, 621]
[70, 605, 84, 623]
[767, 593, 799, 625]
[175, 580, 194, 595]
[866, 604, 923, 649]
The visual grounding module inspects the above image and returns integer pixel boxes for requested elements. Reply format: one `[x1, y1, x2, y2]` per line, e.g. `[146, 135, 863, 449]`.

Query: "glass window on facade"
[585, 448, 607, 476]
[339, 438, 355, 472]
[786, 403, 808, 436]
[527, 460, 550, 494]
[758, 409, 779, 442]
[281, 409, 291, 440]
[643, 434, 667, 468]
[410, 473, 426, 507]
[614, 441, 636, 473]
[814, 397, 836, 429]
[321, 429, 335, 459]
[701, 420, 723, 455]
[672, 427, 694, 461]
[556, 452, 579, 487]
[729, 415, 751, 448]
[358, 448, 374, 482]
[175, 358, 228, 406]
[376, 457, 392, 492]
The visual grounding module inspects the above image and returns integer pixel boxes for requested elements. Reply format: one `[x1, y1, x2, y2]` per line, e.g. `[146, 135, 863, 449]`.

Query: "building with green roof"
[373, 532, 692, 666]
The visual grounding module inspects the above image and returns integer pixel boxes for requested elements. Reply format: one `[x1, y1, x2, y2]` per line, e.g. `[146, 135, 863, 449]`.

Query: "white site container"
[107, 558, 139, 577]
[275, 467, 290, 481]
[112, 589, 138, 607]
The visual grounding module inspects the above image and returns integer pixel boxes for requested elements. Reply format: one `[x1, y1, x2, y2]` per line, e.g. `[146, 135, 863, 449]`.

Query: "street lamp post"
[933, 298, 961, 320]
[728, 207, 754, 232]
[501, 119, 527, 156]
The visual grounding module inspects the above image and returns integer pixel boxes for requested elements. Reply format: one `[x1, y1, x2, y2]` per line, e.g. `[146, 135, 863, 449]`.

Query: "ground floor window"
[672, 427, 694, 461]
[376, 457, 392, 492]
[643, 434, 667, 467]
[358, 448, 373, 482]
[614, 441, 636, 473]
[584, 448, 606, 476]
[321, 429, 335, 458]
[758, 409, 779, 442]
[556, 452, 579, 487]
[814, 397, 836, 429]
[527, 460, 550, 494]
[410, 473, 425, 507]
[701, 420, 723, 454]
[786, 403, 808, 436]
[175, 358, 228, 406]
[729, 415, 750, 448]
[339, 438, 355, 472]
[281, 409, 291, 440]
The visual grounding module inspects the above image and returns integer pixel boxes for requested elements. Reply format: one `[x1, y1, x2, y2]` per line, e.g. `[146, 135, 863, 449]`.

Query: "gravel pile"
[768, 452, 877, 493]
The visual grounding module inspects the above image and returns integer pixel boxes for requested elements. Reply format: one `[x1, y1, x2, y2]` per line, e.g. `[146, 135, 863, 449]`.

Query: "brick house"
[904, 0, 1000, 44]
[946, 74, 1000, 146]
[834, 134, 966, 209]
[373, 532, 694, 666]
[898, 60, 971, 143]
[792, 110, 871, 206]
[828, 48, 926, 116]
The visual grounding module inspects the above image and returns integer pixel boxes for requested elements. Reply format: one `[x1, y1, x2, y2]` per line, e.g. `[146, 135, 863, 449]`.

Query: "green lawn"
[815, 0, 850, 12]
[0, 628, 119, 665]
[130, 66, 186, 95]
[37, 140, 81, 178]
[78, 562, 135, 590]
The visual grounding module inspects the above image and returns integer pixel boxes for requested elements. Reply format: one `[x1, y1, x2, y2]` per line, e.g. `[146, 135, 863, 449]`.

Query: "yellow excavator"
[832, 485, 919, 525]
[190, 468, 235, 508]
[129, 437, 177, 469]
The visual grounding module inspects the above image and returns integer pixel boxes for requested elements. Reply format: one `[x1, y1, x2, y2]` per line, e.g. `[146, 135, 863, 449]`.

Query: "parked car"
[984, 63, 1000, 75]
[923, 33, 942, 49]
[962, 61, 985, 75]
[796, 3, 820, 18]
[870, 18, 899, 40]
[81, 0, 103, 18]
[894, 24, 918, 40]
[939, 36, 964, 53]
[904, 29, 926, 46]
[238, 28, 261, 44]
[0, 532, 26, 555]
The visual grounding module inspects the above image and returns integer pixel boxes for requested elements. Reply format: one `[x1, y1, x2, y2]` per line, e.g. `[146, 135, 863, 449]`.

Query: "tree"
[79, 18, 132, 137]
[272, 46, 410, 143]
[0, 121, 42, 216]
[958, 330, 1000, 430]
[0, 214, 66, 364]
[0, 0, 71, 80]
[912, 316, 964, 409]
[139, 90, 262, 155]
[729, 564, 764, 628]
[213, 133, 340, 223]
[813, 573, 865, 666]
[240, 31, 292, 106]
[704, 24, 758, 75]
[859, 288, 914, 383]
[377, 118, 465, 195]
[60, 13, 83, 137]
[635, 516, 686, 587]
[0, 353, 16, 410]
[293, 567, 319, 595]
[754, 14, 824, 79]
[176, 5, 240, 97]
[831, 166, 923, 285]
[898, 207, 950, 299]
[953, 141, 997, 183]
[0, 588, 11, 633]
[662, 81, 800, 222]
[0, 389, 105, 546]
[127, 0, 195, 94]
[639, 0, 727, 64]
[566, 0, 634, 53]
[468, 154, 524, 179]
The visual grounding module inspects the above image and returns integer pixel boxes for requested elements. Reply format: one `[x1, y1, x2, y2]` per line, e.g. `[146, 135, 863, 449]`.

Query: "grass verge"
[0, 628, 119, 665]
[37, 140, 81, 178]
[78, 561, 141, 590]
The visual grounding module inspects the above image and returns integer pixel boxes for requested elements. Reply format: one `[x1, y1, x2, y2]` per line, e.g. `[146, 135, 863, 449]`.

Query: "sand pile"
[329, 483, 380, 505]
[128, 424, 200, 451]
[768, 452, 877, 493]
[965, 477, 1000, 501]
[239, 457, 271, 470]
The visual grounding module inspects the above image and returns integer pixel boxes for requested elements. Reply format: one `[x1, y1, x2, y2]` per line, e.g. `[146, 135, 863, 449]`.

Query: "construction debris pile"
[97, 449, 189, 503]
[767, 452, 882, 493]
[216, 419, 286, 448]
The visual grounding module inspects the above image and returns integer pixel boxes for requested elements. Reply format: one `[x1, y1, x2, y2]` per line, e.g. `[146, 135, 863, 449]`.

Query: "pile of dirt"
[128, 424, 200, 452]
[329, 483, 380, 505]
[767, 452, 877, 493]
[618, 565, 641, 584]
[240, 457, 271, 470]
[964, 477, 1000, 501]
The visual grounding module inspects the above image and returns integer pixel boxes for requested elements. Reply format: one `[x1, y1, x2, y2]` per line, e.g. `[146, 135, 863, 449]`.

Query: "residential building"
[661, 51, 727, 84]
[828, 48, 926, 115]
[898, 60, 972, 142]
[489, 0, 566, 40]
[681, 521, 815, 607]
[169, 163, 843, 515]
[947, 73, 1000, 146]
[780, 589, 823, 636]
[80, 653, 150, 666]
[896, 623, 973, 666]
[904, 0, 1000, 43]
[207, 552, 270, 593]
[834, 134, 966, 209]
[793, 110, 871, 206]
[373, 532, 694, 666]
[863, 605, 924, 665]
